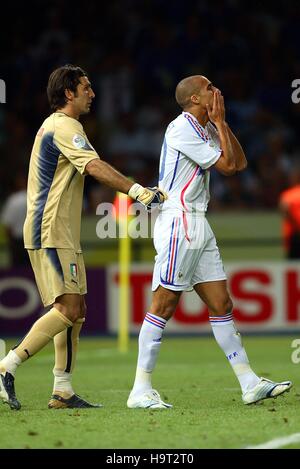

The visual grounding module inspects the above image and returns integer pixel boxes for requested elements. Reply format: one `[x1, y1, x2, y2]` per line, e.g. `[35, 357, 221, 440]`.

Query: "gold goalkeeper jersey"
[23, 112, 99, 251]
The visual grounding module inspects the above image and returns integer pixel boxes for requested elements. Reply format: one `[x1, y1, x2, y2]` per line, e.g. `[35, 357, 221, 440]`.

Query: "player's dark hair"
[47, 64, 87, 111]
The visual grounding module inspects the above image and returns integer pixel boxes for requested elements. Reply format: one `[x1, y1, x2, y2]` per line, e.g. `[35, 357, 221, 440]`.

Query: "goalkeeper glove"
[128, 183, 167, 211]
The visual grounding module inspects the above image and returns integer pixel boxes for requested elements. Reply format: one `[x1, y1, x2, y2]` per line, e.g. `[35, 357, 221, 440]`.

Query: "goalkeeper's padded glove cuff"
[128, 183, 145, 201]
[128, 183, 167, 211]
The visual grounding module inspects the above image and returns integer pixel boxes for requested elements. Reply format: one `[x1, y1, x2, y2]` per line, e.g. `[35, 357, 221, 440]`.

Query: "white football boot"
[127, 389, 172, 409]
[242, 377, 292, 405]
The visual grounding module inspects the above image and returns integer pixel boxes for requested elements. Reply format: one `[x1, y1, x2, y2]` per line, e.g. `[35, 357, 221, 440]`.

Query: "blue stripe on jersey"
[32, 132, 60, 248]
[46, 248, 64, 281]
[185, 115, 206, 141]
[168, 151, 180, 191]
[159, 137, 167, 182]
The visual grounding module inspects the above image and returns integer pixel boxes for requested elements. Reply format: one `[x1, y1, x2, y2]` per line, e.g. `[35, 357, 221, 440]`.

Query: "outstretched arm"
[85, 158, 166, 210]
[86, 158, 133, 193]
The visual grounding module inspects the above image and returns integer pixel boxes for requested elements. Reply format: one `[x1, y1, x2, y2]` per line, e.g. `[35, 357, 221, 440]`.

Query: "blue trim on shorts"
[160, 275, 187, 288]
[46, 248, 64, 281]
[164, 218, 175, 283]
[171, 219, 180, 283]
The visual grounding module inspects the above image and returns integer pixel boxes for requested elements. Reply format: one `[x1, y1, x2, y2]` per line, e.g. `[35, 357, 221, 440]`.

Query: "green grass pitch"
[0, 336, 299, 449]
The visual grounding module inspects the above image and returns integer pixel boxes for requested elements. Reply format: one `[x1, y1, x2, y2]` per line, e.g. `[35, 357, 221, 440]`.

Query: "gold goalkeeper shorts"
[27, 248, 87, 306]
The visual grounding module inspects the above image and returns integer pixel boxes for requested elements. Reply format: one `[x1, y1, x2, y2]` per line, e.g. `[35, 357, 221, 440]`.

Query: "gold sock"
[13, 308, 73, 361]
[54, 318, 85, 374]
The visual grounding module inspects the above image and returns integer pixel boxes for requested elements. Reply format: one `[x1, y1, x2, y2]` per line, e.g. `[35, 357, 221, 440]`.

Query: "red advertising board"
[107, 262, 300, 333]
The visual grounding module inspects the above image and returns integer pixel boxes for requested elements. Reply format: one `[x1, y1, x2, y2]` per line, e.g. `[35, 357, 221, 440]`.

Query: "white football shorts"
[152, 211, 227, 292]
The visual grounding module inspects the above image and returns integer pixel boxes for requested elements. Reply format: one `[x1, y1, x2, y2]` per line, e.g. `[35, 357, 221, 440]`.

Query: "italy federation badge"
[70, 263, 78, 279]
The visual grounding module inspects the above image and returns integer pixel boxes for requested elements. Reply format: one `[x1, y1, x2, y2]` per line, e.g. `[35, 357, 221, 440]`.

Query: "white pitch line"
[246, 433, 300, 449]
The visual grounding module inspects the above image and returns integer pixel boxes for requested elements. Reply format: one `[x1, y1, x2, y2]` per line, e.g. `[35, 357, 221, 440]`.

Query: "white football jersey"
[158, 112, 222, 213]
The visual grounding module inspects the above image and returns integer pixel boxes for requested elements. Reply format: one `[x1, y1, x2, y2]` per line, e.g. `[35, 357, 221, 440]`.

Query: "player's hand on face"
[206, 90, 225, 125]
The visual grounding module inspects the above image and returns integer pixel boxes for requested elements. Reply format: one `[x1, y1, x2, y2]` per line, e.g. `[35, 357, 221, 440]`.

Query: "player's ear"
[65, 88, 74, 101]
[191, 94, 200, 105]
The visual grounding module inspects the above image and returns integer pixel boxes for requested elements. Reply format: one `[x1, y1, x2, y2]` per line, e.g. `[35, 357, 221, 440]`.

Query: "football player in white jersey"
[127, 75, 292, 409]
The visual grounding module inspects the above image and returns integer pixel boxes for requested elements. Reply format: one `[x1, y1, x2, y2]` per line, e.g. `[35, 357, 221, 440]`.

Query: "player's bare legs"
[48, 293, 102, 409]
[54, 293, 85, 322]
[194, 280, 292, 404]
[128, 281, 292, 408]
[127, 286, 180, 408]
[193, 280, 260, 392]
[149, 286, 181, 320]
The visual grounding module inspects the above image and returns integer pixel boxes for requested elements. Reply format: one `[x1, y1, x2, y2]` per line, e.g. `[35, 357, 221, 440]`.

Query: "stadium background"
[0, 0, 300, 335]
[1, 0, 300, 451]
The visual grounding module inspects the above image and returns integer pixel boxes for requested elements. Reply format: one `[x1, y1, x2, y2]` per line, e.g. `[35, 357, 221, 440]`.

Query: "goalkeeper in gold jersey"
[0, 64, 166, 410]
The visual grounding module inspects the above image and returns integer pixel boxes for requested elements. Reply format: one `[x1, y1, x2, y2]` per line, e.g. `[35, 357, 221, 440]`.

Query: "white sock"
[209, 312, 260, 393]
[0, 350, 22, 377]
[53, 369, 74, 395]
[131, 312, 166, 396]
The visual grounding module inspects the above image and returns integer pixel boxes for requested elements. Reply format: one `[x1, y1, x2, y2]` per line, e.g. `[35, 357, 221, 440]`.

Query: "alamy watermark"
[0, 339, 6, 360]
[291, 338, 300, 364]
[291, 79, 300, 104]
[95, 201, 206, 249]
[96, 202, 158, 239]
[0, 79, 6, 103]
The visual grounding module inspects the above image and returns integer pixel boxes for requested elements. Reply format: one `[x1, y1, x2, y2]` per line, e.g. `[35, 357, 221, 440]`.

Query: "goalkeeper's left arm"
[85, 159, 167, 210]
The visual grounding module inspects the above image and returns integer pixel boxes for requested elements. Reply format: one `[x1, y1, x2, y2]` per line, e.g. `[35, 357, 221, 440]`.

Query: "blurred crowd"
[1, 0, 299, 213]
